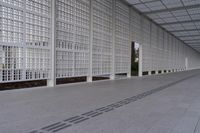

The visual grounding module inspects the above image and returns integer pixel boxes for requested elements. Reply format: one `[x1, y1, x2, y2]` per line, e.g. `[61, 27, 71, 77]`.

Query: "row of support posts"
[47, 0, 133, 87]
[48, 0, 189, 87]
[146, 66, 188, 76]
[40, 0, 190, 87]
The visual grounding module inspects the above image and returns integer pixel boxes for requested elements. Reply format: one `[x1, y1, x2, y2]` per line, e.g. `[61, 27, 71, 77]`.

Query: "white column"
[161, 70, 165, 74]
[87, 0, 93, 82]
[22, 0, 26, 81]
[148, 71, 151, 75]
[139, 44, 143, 77]
[47, 0, 56, 87]
[139, 16, 143, 77]
[110, 0, 116, 80]
[185, 57, 188, 70]
[127, 7, 132, 78]
[155, 71, 159, 74]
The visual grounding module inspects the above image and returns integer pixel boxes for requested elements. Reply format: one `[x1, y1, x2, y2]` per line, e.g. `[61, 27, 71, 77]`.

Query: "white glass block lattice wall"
[1, 0, 200, 84]
[115, 0, 130, 74]
[0, 0, 51, 82]
[92, 0, 113, 76]
[56, 0, 90, 78]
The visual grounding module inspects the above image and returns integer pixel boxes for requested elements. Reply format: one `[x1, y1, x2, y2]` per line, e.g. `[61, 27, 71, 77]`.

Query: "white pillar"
[148, 71, 151, 75]
[185, 57, 188, 70]
[161, 70, 164, 74]
[110, 0, 116, 80]
[139, 44, 143, 77]
[47, 0, 56, 87]
[155, 71, 159, 74]
[127, 7, 132, 79]
[87, 0, 93, 82]
[22, 0, 26, 81]
[139, 16, 143, 77]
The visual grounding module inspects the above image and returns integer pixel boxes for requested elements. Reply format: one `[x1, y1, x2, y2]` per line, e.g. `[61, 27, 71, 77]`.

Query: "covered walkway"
[0, 70, 200, 133]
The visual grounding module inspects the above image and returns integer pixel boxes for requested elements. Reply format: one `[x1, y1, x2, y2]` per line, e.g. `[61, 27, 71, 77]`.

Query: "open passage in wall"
[131, 42, 139, 76]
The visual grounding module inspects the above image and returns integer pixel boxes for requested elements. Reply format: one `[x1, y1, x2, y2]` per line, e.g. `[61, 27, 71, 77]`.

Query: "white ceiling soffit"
[127, 0, 200, 52]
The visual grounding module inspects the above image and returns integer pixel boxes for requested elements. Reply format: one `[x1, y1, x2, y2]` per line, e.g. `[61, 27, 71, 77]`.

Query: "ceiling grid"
[127, 0, 200, 52]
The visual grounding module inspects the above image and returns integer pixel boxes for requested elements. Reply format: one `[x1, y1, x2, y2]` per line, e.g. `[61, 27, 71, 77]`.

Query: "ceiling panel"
[127, 0, 200, 52]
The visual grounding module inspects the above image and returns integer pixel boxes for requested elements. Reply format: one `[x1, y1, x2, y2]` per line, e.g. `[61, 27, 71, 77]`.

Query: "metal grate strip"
[29, 74, 197, 133]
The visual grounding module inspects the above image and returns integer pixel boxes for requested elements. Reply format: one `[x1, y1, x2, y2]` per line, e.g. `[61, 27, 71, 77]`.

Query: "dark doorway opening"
[131, 42, 139, 76]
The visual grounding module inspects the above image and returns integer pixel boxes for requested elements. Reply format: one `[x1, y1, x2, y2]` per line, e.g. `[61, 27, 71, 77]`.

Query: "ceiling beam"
[185, 41, 200, 44]
[131, 0, 160, 5]
[189, 44, 200, 45]
[189, 45, 200, 49]
[187, 42, 200, 44]
[177, 35, 200, 38]
[186, 42, 200, 44]
[190, 47, 200, 49]
[190, 46, 200, 48]
[189, 47, 200, 49]
[171, 29, 199, 32]
[183, 39, 200, 42]
[143, 4, 200, 14]
[160, 19, 200, 26]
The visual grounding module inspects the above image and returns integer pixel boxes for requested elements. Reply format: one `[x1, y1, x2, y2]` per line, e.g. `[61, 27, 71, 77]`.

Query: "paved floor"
[0, 70, 200, 133]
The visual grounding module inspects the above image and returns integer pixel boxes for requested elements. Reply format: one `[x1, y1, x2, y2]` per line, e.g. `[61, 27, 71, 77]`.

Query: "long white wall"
[0, 0, 51, 82]
[0, 0, 200, 84]
[130, 8, 200, 73]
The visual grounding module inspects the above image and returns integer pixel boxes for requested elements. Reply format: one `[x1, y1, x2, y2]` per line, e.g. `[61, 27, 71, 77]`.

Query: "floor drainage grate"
[82, 111, 103, 117]
[29, 74, 197, 133]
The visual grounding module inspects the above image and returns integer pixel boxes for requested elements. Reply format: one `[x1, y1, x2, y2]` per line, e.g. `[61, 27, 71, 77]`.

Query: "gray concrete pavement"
[0, 70, 200, 133]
